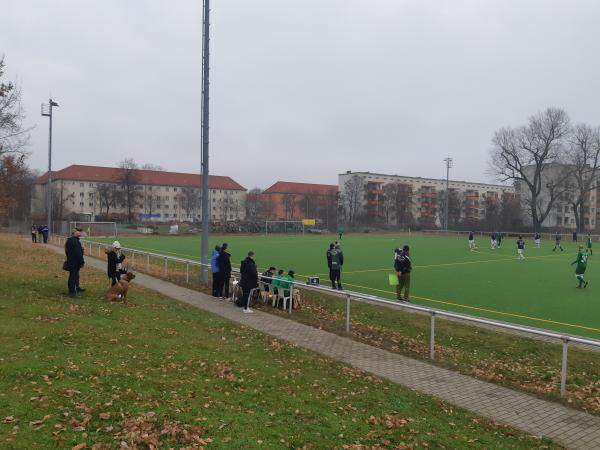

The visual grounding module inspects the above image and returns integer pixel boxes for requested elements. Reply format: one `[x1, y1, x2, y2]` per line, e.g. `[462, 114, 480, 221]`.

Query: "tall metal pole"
[42, 99, 58, 236]
[444, 157, 453, 230]
[200, 0, 211, 283]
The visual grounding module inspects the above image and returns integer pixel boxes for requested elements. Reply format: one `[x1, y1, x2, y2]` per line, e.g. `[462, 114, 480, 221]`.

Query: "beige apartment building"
[338, 171, 515, 227]
[31, 165, 247, 222]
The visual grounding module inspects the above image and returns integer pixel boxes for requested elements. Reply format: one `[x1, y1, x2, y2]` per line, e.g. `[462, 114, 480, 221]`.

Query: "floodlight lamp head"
[41, 103, 51, 116]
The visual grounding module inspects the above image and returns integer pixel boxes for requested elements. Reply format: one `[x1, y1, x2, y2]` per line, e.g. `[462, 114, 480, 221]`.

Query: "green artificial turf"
[90, 233, 600, 339]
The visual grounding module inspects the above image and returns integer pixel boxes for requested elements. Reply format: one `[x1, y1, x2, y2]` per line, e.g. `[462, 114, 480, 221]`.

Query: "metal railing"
[51, 235, 600, 398]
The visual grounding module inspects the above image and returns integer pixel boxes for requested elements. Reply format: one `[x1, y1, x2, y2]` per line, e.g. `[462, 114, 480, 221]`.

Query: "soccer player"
[534, 232, 541, 248]
[490, 232, 497, 250]
[553, 232, 564, 252]
[571, 246, 589, 288]
[497, 232, 503, 248]
[468, 231, 476, 250]
[516, 235, 525, 260]
[586, 233, 593, 256]
[394, 245, 411, 302]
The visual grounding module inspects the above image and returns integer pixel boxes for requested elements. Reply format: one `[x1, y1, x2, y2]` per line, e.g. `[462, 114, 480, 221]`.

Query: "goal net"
[70, 221, 117, 238]
[265, 220, 305, 236]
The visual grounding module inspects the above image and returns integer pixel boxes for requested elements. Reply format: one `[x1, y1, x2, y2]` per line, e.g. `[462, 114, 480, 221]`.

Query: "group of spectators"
[210, 243, 232, 299]
[30, 224, 49, 243]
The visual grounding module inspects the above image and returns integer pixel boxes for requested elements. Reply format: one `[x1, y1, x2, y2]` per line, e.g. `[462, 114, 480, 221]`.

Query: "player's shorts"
[468, 239, 474, 245]
[517, 249, 524, 255]
[576, 269, 586, 275]
[535, 239, 540, 245]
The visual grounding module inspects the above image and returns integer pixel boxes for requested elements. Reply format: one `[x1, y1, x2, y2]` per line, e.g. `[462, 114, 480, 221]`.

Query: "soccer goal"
[265, 220, 305, 236]
[70, 221, 117, 238]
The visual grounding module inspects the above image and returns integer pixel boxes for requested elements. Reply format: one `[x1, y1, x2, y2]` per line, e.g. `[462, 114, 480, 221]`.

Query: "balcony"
[420, 192, 437, 198]
[368, 189, 384, 195]
[367, 199, 383, 206]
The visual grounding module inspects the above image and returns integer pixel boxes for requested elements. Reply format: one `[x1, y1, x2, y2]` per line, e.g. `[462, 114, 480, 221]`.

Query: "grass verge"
[0, 235, 558, 449]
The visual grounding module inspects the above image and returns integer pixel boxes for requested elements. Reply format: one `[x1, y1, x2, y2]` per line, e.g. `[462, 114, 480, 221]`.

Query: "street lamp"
[41, 99, 59, 236]
[443, 157, 453, 230]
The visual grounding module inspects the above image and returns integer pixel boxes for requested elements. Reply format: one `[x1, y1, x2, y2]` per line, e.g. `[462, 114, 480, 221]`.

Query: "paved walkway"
[49, 245, 600, 449]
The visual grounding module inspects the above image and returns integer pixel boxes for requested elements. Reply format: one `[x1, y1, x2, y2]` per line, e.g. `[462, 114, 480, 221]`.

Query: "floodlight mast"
[444, 157, 453, 230]
[200, 0, 211, 284]
[41, 99, 59, 236]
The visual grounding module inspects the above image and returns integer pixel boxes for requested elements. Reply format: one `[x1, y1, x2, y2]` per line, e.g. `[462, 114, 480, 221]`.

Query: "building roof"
[263, 181, 338, 196]
[339, 171, 515, 191]
[35, 165, 246, 191]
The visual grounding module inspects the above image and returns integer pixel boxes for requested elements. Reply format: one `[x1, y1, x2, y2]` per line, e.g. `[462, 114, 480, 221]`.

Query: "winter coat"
[65, 236, 85, 270]
[394, 251, 411, 274]
[239, 256, 258, 289]
[218, 250, 232, 277]
[105, 247, 126, 277]
[327, 248, 344, 270]
[210, 250, 220, 273]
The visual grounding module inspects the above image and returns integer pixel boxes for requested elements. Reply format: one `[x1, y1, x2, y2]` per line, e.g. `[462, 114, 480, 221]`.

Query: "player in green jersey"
[586, 233, 593, 256]
[571, 246, 589, 288]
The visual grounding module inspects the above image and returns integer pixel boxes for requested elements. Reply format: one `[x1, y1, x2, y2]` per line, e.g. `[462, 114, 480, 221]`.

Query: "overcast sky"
[2, 0, 600, 190]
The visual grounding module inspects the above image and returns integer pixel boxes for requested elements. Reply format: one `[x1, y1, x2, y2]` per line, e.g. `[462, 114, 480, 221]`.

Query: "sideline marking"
[338, 280, 600, 334]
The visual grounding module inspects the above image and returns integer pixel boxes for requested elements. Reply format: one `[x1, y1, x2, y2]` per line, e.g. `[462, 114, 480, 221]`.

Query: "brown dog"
[105, 272, 136, 303]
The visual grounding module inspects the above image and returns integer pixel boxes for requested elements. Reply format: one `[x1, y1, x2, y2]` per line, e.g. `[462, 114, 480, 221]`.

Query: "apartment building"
[31, 165, 247, 222]
[338, 171, 515, 227]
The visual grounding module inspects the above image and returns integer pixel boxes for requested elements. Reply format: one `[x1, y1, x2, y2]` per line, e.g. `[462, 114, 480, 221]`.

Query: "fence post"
[288, 282, 293, 314]
[560, 337, 569, 397]
[345, 293, 351, 333]
[430, 311, 436, 360]
[164, 257, 168, 277]
[98, 244, 101, 257]
[146, 254, 150, 272]
[89, 242, 92, 254]
[131, 251, 135, 269]
[186, 263, 189, 284]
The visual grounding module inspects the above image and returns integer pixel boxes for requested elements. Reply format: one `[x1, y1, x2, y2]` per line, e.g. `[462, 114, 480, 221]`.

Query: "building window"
[79, 192, 84, 197]
[89, 183, 94, 187]
[79, 202, 84, 207]
[165, 213, 169, 218]
[89, 202, 93, 207]
[80, 183, 84, 187]
[173, 187, 177, 192]
[166, 187, 170, 192]
[213, 206, 216, 210]
[212, 198, 216, 202]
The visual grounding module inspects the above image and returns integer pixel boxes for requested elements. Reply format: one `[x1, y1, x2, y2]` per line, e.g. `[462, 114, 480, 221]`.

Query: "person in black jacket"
[394, 245, 411, 302]
[239, 251, 258, 313]
[65, 227, 85, 297]
[105, 241, 126, 286]
[217, 243, 232, 299]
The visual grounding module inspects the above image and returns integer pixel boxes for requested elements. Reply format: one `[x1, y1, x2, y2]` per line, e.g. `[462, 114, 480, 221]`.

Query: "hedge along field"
[91, 232, 600, 339]
[0, 234, 560, 449]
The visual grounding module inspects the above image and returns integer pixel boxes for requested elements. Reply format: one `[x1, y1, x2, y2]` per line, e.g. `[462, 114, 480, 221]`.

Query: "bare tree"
[140, 163, 165, 171]
[176, 187, 200, 220]
[51, 181, 75, 220]
[0, 57, 31, 156]
[115, 159, 141, 223]
[437, 189, 462, 228]
[245, 187, 264, 220]
[564, 124, 600, 232]
[282, 193, 297, 219]
[489, 107, 571, 231]
[94, 183, 122, 216]
[383, 182, 414, 228]
[0, 154, 35, 221]
[342, 174, 363, 225]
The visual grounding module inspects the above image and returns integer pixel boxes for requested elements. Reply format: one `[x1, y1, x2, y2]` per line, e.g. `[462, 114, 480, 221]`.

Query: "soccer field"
[92, 232, 600, 339]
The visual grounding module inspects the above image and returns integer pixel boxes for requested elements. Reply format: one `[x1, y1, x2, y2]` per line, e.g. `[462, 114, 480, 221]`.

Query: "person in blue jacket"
[211, 245, 221, 297]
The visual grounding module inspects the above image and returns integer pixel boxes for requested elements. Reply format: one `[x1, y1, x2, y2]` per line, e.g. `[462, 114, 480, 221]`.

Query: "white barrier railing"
[52, 235, 600, 398]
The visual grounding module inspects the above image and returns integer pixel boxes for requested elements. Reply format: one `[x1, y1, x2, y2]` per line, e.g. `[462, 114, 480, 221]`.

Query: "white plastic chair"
[277, 287, 291, 310]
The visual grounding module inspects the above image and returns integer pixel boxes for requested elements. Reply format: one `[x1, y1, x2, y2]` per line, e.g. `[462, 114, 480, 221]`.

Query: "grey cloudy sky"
[2, 0, 600, 190]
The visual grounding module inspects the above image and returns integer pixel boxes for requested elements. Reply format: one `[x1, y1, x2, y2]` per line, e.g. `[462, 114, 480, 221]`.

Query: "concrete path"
[48, 245, 600, 450]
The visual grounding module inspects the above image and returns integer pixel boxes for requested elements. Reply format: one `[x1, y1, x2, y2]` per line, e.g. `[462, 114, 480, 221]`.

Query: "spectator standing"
[217, 243, 232, 299]
[394, 245, 412, 302]
[573, 231, 578, 242]
[326, 243, 344, 290]
[210, 245, 221, 297]
[65, 227, 85, 297]
[31, 225, 37, 243]
[41, 224, 49, 243]
[105, 241, 126, 286]
[239, 251, 258, 313]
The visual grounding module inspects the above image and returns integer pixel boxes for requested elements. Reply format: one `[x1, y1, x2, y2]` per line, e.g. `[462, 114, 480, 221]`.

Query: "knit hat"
[112, 241, 121, 249]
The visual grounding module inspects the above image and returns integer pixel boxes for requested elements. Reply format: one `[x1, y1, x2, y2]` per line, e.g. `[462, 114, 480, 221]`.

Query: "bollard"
[430, 312, 436, 360]
[186, 263, 189, 284]
[288, 282, 293, 314]
[345, 294, 351, 333]
[147, 254, 150, 272]
[164, 257, 168, 277]
[560, 338, 569, 397]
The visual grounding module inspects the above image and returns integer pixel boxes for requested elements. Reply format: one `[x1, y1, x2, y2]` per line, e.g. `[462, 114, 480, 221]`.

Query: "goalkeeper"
[571, 245, 589, 289]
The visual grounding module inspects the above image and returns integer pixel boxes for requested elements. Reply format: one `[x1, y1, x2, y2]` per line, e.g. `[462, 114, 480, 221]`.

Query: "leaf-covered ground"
[259, 290, 600, 415]
[0, 234, 559, 449]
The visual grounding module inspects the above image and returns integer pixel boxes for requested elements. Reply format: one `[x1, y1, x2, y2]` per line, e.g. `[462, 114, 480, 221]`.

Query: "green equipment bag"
[388, 273, 399, 286]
